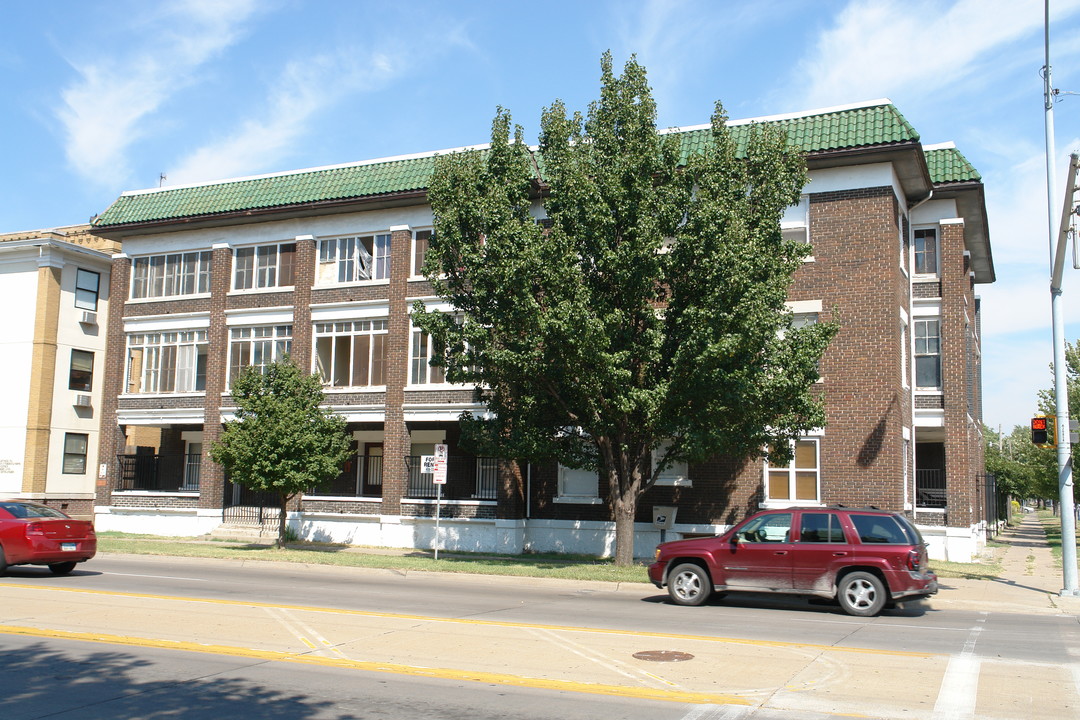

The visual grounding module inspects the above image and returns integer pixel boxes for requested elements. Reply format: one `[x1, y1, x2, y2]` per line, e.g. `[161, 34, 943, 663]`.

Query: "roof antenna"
[159, 173, 166, 187]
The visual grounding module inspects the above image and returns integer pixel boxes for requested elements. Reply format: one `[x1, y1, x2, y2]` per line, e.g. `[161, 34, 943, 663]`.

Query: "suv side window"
[738, 513, 792, 543]
[850, 514, 908, 544]
[799, 513, 845, 543]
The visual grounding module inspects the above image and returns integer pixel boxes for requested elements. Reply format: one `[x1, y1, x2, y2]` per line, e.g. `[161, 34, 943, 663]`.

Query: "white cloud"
[790, 0, 1080, 110]
[166, 49, 403, 184]
[57, 0, 259, 187]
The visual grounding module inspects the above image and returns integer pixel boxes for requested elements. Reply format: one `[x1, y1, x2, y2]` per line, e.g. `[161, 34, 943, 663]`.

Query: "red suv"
[648, 507, 937, 616]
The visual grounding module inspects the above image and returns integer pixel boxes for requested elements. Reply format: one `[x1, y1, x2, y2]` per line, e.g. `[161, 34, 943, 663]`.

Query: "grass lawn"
[1036, 510, 1080, 566]
[96, 534, 650, 584]
[98, 531, 999, 583]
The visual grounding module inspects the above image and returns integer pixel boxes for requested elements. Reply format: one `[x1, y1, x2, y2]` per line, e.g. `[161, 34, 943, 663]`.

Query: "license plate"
[61, 543, 77, 552]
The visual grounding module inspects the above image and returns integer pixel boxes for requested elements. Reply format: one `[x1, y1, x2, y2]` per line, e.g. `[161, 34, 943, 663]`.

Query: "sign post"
[432, 444, 448, 560]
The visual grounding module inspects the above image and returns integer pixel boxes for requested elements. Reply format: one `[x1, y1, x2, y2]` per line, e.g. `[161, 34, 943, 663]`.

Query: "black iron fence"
[307, 454, 384, 497]
[405, 455, 498, 501]
[117, 453, 201, 492]
[915, 469, 947, 508]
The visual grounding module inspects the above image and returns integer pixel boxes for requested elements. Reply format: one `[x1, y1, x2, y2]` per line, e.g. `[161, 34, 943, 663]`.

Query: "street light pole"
[1043, 1, 1078, 597]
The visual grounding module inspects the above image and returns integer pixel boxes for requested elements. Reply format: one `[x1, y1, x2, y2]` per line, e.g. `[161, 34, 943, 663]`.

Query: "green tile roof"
[925, 146, 981, 184]
[93, 101, 943, 229]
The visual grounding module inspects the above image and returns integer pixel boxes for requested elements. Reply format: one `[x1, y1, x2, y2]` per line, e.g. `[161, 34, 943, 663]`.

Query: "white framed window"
[126, 330, 208, 393]
[914, 319, 941, 390]
[234, 243, 295, 290]
[913, 228, 939, 276]
[765, 438, 820, 504]
[652, 440, 690, 486]
[229, 325, 293, 387]
[75, 269, 100, 310]
[317, 234, 391, 284]
[557, 464, 600, 502]
[314, 320, 388, 387]
[410, 328, 446, 385]
[781, 195, 810, 244]
[412, 229, 432, 277]
[131, 251, 212, 299]
[900, 319, 910, 389]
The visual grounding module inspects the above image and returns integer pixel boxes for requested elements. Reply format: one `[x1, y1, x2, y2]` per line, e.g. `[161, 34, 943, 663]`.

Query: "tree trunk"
[612, 493, 638, 566]
[277, 492, 289, 549]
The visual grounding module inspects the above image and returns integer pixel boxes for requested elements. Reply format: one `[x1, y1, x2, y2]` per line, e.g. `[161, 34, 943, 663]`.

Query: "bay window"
[234, 243, 295, 290]
[229, 325, 292, 386]
[126, 330, 208, 393]
[317, 234, 391, 284]
[131, 251, 211, 299]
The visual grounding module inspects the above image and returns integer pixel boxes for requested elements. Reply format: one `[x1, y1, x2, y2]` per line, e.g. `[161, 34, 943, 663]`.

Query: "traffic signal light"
[1031, 415, 1055, 448]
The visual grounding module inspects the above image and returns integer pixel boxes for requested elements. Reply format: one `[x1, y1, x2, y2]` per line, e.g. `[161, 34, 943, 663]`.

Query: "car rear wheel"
[837, 571, 886, 616]
[48, 561, 77, 576]
[667, 563, 711, 606]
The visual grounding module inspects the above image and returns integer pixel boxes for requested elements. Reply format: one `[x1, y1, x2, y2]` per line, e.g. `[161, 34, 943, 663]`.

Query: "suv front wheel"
[837, 571, 886, 616]
[667, 563, 712, 606]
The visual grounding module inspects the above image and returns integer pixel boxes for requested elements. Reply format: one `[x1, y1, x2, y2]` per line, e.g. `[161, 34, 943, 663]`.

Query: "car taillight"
[906, 549, 920, 571]
[25, 522, 45, 537]
[88, 525, 96, 536]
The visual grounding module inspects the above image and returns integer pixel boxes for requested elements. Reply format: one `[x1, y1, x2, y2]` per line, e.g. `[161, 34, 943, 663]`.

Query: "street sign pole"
[1044, 1, 1078, 596]
[433, 444, 448, 561]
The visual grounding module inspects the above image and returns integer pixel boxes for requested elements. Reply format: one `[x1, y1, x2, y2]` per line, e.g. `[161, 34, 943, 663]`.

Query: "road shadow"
[0, 639, 361, 720]
[640, 591, 931, 618]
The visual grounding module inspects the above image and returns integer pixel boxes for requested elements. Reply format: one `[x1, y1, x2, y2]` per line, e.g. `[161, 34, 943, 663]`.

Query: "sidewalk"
[929, 512, 1080, 615]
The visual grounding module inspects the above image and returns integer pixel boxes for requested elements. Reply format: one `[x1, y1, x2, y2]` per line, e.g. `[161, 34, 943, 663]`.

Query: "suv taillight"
[906, 549, 921, 571]
[25, 522, 45, 537]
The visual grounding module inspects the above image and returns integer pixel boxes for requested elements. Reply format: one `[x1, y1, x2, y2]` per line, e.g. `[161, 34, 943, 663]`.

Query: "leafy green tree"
[984, 424, 1043, 502]
[1036, 339, 1080, 502]
[415, 53, 837, 565]
[210, 359, 352, 547]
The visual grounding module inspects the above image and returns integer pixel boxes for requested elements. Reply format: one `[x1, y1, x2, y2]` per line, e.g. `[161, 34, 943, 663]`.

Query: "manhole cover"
[632, 650, 694, 662]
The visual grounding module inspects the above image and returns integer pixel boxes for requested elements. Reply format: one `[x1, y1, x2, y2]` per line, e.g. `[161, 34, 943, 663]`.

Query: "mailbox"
[652, 505, 677, 530]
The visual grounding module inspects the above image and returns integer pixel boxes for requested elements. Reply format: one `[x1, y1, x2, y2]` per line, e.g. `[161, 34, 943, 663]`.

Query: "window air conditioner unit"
[79, 311, 98, 325]
[74, 394, 92, 408]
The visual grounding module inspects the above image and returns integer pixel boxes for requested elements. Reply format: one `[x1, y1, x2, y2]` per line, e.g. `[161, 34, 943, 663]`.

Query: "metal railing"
[406, 455, 498, 500]
[117, 453, 201, 492]
[915, 469, 947, 508]
[307, 454, 384, 497]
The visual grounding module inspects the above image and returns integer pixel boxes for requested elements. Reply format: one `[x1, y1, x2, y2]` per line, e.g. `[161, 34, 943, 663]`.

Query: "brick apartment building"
[88, 100, 994, 561]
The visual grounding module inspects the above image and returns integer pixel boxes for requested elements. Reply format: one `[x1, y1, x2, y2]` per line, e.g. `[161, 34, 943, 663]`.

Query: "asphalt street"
[1, 552, 1078, 719]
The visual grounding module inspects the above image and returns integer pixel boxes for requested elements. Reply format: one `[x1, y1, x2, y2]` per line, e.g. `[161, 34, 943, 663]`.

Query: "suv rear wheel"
[837, 571, 886, 616]
[667, 563, 711, 606]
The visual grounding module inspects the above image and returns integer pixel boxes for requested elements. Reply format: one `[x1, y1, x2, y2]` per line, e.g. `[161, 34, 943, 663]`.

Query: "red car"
[0, 501, 97, 575]
[648, 507, 937, 616]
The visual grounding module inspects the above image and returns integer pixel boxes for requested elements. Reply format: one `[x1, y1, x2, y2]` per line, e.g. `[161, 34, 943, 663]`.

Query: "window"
[75, 269, 100, 310]
[229, 325, 292, 386]
[410, 328, 446, 385]
[131, 251, 212, 299]
[914, 320, 941, 390]
[126, 330, 208, 393]
[652, 439, 689, 486]
[234, 243, 295, 290]
[413, 229, 432, 276]
[737, 512, 792, 543]
[766, 439, 820, 503]
[781, 195, 809, 243]
[314, 320, 388, 387]
[69, 349, 94, 391]
[317, 234, 391, 284]
[913, 228, 938, 275]
[799, 513, 845, 543]
[850, 514, 913, 544]
[558, 464, 599, 500]
[62, 433, 88, 474]
[901, 320, 910, 388]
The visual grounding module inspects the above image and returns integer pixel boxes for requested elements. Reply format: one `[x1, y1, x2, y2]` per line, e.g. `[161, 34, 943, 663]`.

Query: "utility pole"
[1043, 0, 1078, 597]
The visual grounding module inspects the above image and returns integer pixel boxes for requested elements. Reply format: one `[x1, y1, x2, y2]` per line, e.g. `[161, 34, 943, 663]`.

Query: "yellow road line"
[0, 582, 938, 658]
[0, 623, 748, 706]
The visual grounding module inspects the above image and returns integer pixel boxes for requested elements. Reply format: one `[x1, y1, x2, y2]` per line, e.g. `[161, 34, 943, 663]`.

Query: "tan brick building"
[89, 100, 994, 560]
[0, 226, 119, 519]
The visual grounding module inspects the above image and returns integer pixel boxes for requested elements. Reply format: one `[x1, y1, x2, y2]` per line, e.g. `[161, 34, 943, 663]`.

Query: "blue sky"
[3, 0, 1080, 433]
